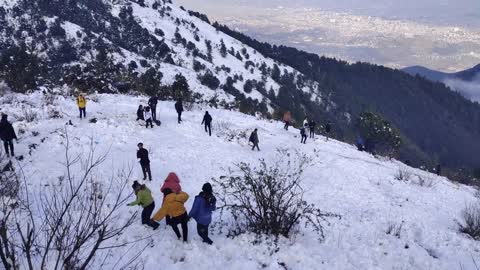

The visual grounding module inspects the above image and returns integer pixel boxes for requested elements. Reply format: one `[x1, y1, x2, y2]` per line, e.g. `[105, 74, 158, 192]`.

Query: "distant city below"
[177, 0, 480, 72]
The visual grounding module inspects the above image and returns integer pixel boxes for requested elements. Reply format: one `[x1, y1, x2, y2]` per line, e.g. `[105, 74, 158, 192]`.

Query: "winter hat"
[202, 183, 213, 194]
[132, 180, 140, 190]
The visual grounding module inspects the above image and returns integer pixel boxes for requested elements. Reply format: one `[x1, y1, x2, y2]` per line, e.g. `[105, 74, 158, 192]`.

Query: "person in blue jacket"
[189, 183, 216, 245]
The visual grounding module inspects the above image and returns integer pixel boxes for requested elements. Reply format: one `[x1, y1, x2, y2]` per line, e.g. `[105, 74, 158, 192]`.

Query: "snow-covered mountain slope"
[0, 0, 321, 114]
[1, 92, 478, 269]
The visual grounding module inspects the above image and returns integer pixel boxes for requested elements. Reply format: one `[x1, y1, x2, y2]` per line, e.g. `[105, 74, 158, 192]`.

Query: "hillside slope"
[1, 92, 478, 269]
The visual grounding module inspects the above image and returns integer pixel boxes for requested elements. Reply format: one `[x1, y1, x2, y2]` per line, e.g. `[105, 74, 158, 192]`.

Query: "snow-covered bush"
[475, 189, 480, 199]
[414, 174, 435, 188]
[20, 106, 38, 123]
[213, 149, 339, 241]
[458, 203, 480, 241]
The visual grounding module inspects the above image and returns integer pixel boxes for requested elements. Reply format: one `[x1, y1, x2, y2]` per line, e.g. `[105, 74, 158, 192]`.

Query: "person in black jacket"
[308, 119, 316, 138]
[249, 129, 260, 151]
[137, 143, 152, 181]
[148, 96, 158, 121]
[300, 127, 307, 144]
[325, 121, 332, 141]
[0, 114, 17, 157]
[136, 105, 145, 121]
[201, 111, 213, 136]
[175, 98, 183, 124]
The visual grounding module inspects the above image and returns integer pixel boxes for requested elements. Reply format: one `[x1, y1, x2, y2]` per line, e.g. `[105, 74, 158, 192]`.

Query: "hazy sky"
[176, 0, 480, 71]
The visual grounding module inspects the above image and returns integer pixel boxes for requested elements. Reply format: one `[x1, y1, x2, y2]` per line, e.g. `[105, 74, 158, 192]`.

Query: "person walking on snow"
[148, 96, 158, 121]
[160, 172, 183, 226]
[175, 98, 184, 124]
[249, 129, 260, 151]
[136, 105, 145, 121]
[76, 93, 87, 119]
[0, 114, 17, 158]
[283, 111, 292, 130]
[144, 106, 153, 128]
[325, 121, 332, 141]
[201, 111, 213, 136]
[189, 183, 216, 245]
[309, 119, 316, 138]
[152, 189, 190, 242]
[303, 117, 309, 129]
[137, 143, 152, 181]
[300, 126, 307, 144]
[127, 181, 160, 230]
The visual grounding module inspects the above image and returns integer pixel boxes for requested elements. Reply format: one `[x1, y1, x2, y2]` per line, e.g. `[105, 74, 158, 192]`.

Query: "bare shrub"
[213, 149, 340, 241]
[414, 174, 435, 188]
[20, 106, 38, 123]
[458, 203, 480, 241]
[474, 188, 480, 199]
[42, 93, 56, 106]
[47, 107, 62, 119]
[0, 130, 143, 270]
[213, 121, 248, 143]
[385, 221, 404, 238]
[394, 167, 412, 182]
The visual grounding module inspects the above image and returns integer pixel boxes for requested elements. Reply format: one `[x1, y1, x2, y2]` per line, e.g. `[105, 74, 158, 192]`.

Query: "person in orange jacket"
[152, 189, 190, 242]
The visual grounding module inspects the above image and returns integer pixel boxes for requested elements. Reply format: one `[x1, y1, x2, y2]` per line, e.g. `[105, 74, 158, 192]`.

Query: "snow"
[1, 92, 479, 269]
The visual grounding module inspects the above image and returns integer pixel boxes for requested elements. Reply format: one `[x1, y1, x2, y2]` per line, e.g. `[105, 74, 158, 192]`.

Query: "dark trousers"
[197, 223, 213, 244]
[309, 129, 315, 138]
[301, 135, 307, 144]
[79, 107, 86, 119]
[142, 202, 159, 229]
[3, 140, 14, 157]
[141, 163, 152, 181]
[251, 142, 260, 151]
[170, 212, 189, 242]
[151, 106, 157, 121]
[204, 123, 211, 136]
[284, 121, 290, 130]
[145, 118, 153, 128]
[177, 111, 182, 123]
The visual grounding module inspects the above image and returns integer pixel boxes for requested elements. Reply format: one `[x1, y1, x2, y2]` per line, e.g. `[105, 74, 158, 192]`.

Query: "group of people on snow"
[128, 168, 217, 245]
[283, 111, 330, 144]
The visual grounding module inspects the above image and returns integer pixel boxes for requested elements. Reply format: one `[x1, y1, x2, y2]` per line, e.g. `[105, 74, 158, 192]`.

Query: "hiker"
[309, 119, 316, 138]
[144, 106, 153, 128]
[152, 188, 190, 242]
[160, 172, 183, 226]
[175, 98, 183, 124]
[76, 93, 87, 119]
[189, 183, 216, 245]
[435, 164, 442, 176]
[283, 111, 292, 130]
[356, 136, 365, 151]
[0, 114, 17, 158]
[249, 129, 260, 151]
[201, 111, 212, 136]
[127, 181, 160, 230]
[148, 96, 158, 121]
[136, 105, 145, 121]
[300, 126, 307, 144]
[137, 143, 152, 181]
[325, 121, 331, 141]
[160, 172, 182, 194]
[303, 118, 309, 128]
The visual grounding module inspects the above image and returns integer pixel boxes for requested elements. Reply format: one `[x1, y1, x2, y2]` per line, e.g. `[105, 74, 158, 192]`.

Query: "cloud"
[443, 75, 480, 103]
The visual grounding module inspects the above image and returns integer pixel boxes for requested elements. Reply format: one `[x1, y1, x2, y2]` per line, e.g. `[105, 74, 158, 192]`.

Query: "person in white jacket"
[144, 106, 153, 128]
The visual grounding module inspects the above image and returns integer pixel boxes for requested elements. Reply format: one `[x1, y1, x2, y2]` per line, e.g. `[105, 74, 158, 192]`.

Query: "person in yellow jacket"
[152, 188, 190, 242]
[76, 94, 87, 119]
